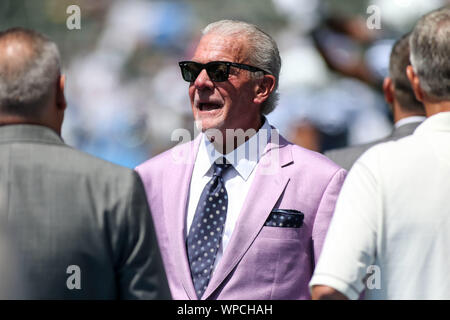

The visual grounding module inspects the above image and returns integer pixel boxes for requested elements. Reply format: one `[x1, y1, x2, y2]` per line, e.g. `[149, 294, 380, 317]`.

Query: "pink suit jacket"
[136, 130, 346, 300]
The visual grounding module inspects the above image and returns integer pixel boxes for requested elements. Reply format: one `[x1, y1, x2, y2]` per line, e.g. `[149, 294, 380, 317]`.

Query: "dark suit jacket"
[325, 122, 422, 171]
[0, 124, 171, 299]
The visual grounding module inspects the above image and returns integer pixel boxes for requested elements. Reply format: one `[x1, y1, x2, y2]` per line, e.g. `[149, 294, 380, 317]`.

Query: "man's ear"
[383, 77, 394, 104]
[406, 65, 424, 102]
[56, 74, 67, 111]
[253, 74, 276, 105]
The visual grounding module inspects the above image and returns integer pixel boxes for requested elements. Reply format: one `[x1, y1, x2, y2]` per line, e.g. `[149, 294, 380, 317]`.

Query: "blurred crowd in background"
[1, 0, 448, 168]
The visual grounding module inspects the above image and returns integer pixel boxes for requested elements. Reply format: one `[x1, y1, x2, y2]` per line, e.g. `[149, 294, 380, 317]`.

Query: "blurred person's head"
[407, 6, 450, 115]
[179, 20, 279, 149]
[383, 33, 425, 122]
[0, 28, 66, 134]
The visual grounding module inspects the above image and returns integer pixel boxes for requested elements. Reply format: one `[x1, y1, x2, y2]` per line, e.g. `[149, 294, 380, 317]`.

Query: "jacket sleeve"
[116, 171, 171, 300]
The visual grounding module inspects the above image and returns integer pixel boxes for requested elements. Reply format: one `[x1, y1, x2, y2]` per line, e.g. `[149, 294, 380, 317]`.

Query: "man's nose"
[194, 69, 214, 90]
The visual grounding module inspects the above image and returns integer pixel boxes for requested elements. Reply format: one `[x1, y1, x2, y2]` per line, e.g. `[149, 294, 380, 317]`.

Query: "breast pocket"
[258, 225, 303, 240]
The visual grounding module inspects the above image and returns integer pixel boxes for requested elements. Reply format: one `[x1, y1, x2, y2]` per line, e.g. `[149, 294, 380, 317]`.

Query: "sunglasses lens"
[207, 63, 229, 82]
[180, 63, 199, 82]
[179, 62, 230, 82]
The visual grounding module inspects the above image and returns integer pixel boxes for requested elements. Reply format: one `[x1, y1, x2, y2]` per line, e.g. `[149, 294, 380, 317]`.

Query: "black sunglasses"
[178, 60, 269, 82]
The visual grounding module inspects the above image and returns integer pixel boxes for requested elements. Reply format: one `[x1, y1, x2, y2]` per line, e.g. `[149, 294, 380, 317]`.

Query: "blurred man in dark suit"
[0, 27, 171, 299]
[325, 33, 426, 170]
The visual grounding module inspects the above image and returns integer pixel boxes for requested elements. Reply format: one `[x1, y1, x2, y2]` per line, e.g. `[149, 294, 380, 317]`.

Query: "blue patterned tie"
[187, 158, 231, 298]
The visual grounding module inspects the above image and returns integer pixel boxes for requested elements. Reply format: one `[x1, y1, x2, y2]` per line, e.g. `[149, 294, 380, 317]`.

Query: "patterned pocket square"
[264, 209, 304, 228]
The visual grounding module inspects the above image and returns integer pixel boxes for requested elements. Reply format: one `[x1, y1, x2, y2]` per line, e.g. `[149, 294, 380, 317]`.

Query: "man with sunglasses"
[136, 20, 346, 300]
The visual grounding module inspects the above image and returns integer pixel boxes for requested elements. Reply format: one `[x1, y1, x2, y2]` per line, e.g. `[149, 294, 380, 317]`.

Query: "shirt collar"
[0, 124, 64, 145]
[197, 118, 272, 181]
[394, 116, 426, 129]
[415, 111, 450, 135]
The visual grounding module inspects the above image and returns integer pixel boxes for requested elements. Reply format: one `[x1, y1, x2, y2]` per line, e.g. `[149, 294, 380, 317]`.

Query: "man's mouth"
[198, 103, 222, 111]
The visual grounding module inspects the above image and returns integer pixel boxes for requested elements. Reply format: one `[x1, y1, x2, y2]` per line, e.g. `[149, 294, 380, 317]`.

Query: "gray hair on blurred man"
[409, 8, 450, 102]
[310, 6, 450, 300]
[0, 28, 170, 299]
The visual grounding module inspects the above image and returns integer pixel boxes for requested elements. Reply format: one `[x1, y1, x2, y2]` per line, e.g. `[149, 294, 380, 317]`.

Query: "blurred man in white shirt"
[310, 6, 450, 300]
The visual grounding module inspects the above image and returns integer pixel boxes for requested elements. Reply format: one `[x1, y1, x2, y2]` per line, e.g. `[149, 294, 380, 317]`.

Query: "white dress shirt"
[186, 119, 272, 271]
[309, 112, 450, 299]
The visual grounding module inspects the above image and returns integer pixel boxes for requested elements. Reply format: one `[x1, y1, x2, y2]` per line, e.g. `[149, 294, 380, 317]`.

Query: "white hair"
[202, 20, 281, 115]
[410, 7, 450, 100]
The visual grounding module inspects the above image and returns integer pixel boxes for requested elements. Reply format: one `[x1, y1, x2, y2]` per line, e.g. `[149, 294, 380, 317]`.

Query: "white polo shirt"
[309, 111, 450, 299]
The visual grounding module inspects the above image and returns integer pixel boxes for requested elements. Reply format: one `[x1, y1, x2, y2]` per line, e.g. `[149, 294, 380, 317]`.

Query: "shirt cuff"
[309, 274, 361, 300]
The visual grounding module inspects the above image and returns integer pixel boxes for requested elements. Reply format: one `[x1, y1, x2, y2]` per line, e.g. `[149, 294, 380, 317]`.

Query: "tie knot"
[213, 158, 231, 177]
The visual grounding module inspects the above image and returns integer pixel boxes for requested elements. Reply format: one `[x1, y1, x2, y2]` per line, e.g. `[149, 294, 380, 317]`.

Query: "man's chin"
[194, 118, 225, 134]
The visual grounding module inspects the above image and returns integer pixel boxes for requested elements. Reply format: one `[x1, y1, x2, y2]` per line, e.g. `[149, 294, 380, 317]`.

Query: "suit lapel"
[163, 134, 202, 300]
[203, 130, 293, 299]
